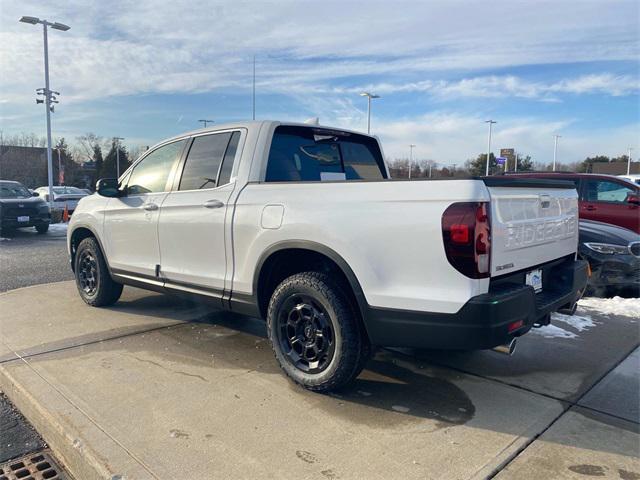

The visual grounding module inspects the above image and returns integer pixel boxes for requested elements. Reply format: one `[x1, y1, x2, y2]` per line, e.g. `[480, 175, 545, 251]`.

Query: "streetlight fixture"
[113, 137, 125, 178]
[553, 134, 561, 171]
[19, 15, 70, 207]
[408, 144, 416, 179]
[485, 120, 496, 176]
[199, 119, 214, 128]
[627, 147, 633, 175]
[360, 92, 380, 134]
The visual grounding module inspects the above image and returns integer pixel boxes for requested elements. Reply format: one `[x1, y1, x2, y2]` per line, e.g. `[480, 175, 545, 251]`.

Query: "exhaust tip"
[492, 338, 517, 356]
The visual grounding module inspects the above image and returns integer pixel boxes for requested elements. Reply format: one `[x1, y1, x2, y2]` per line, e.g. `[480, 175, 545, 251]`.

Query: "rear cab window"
[265, 126, 387, 182]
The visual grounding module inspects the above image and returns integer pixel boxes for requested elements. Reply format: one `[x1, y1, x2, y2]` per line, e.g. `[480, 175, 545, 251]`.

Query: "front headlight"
[584, 242, 629, 255]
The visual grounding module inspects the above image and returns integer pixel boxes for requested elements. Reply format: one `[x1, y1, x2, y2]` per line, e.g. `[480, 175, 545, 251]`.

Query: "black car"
[0, 180, 51, 235]
[579, 219, 640, 296]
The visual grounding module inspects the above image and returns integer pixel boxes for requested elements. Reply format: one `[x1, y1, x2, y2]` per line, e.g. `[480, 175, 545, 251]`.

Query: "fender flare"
[252, 240, 369, 320]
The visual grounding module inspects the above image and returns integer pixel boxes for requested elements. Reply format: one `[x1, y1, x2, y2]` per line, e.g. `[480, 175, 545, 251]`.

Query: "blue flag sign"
[496, 157, 507, 165]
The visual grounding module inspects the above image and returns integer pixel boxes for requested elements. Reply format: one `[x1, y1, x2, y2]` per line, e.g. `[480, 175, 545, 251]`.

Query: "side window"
[265, 126, 387, 182]
[218, 131, 241, 186]
[585, 179, 635, 203]
[179, 133, 231, 191]
[128, 140, 185, 195]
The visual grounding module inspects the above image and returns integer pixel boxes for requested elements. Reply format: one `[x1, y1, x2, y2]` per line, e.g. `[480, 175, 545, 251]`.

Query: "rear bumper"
[364, 258, 589, 350]
[1, 214, 51, 229]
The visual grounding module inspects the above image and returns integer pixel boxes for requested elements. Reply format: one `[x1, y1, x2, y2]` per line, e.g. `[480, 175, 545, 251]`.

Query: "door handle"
[584, 205, 596, 211]
[203, 199, 224, 209]
[143, 203, 159, 211]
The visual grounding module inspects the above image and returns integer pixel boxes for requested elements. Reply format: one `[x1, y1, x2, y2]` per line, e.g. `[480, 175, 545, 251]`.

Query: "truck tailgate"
[484, 178, 579, 277]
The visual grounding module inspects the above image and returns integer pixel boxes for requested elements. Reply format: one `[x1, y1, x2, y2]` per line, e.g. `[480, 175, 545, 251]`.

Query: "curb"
[0, 358, 155, 480]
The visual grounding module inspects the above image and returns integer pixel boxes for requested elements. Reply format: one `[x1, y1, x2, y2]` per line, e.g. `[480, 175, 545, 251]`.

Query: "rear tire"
[35, 223, 49, 234]
[74, 237, 123, 307]
[267, 272, 367, 392]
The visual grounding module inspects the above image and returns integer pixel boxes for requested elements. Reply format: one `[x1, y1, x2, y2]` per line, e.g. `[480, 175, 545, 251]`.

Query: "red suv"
[508, 173, 639, 233]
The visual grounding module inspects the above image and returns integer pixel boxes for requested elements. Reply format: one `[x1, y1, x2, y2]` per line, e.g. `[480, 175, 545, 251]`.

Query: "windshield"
[0, 183, 32, 199]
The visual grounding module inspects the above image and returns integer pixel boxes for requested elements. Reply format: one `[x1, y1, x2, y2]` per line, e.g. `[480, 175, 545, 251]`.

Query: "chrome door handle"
[203, 199, 224, 209]
[143, 203, 159, 211]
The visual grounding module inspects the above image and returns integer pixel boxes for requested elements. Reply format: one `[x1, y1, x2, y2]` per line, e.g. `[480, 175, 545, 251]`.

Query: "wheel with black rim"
[267, 272, 367, 392]
[74, 237, 123, 307]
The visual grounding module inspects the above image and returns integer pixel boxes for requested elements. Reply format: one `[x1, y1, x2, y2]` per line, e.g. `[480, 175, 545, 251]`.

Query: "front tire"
[267, 272, 366, 392]
[74, 237, 123, 307]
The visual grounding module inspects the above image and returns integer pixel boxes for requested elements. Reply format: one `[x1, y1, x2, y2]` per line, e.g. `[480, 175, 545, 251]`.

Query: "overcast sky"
[1, 0, 638, 165]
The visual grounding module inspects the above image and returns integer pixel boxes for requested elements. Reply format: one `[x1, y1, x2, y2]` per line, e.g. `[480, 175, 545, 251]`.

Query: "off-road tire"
[267, 272, 367, 392]
[74, 237, 123, 307]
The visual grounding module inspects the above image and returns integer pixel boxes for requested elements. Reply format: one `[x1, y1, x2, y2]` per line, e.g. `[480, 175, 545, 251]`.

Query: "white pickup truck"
[68, 121, 588, 391]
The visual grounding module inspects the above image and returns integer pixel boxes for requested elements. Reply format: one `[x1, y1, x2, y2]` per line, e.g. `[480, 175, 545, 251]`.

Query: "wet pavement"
[0, 282, 638, 479]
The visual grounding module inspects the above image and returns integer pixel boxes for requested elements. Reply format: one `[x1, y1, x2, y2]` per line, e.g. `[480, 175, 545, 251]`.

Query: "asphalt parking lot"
[0, 229, 638, 479]
[0, 223, 72, 292]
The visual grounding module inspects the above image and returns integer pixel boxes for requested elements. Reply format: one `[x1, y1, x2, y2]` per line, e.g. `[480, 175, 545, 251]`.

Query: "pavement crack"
[129, 355, 208, 382]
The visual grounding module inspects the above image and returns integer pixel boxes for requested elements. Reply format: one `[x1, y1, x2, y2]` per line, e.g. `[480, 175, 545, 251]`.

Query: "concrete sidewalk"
[1, 282, 638, 479]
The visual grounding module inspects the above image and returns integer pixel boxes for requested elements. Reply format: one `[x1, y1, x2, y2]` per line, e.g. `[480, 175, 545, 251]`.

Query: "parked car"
[0, 180, 51, 235]
[579, 220, 639, 297]
[618, 174, 640, 185]
[34, 186, 89, 214]
[68, 121, 588, 391]
[508, 172, 639, 233]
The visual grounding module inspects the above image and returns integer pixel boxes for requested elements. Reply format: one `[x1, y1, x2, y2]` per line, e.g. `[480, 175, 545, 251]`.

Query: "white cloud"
[0, 0, 638, 104]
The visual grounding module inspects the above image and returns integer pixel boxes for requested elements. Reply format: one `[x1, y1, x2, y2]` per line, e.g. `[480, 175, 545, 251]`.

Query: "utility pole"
[628, 147, 633, 175]
[485, 120, 496, 176]
[20, 16, 69, 207]
[113, 137, 124, 178]
[198, 119, 214, 128]
[408, 144, 416, 179]
[514, 150, 518, 172]
[553, 135, 561, 171]
[57, 148, 62, 185]
[252, 55, 256, 120]
[359, 92, 380, 134]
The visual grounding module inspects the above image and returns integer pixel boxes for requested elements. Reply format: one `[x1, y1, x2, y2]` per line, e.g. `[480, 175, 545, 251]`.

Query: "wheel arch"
[253, 241, 370, 332]
[69, 225, 110, 273]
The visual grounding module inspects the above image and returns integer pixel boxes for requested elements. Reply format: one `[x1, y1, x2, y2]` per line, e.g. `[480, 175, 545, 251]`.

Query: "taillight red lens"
[442, 202, 491, 279]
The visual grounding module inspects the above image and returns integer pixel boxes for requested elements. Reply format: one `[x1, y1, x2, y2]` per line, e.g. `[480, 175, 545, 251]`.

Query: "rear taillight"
[442, 202, 491, 279]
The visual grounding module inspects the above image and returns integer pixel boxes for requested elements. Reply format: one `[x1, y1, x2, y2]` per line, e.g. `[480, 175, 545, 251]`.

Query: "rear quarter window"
[265, 126, 387, 182]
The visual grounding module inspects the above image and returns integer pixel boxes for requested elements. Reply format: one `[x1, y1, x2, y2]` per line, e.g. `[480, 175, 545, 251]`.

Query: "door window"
[127, 140, 186, 195]
[179, 133, 232, 191]
[218, 132, 241, 186]
[585, 179, 636, 203]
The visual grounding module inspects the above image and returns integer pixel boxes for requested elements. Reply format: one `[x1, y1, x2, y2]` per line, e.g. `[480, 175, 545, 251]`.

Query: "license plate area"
[525, 268, 543, 293]
[17, 215, 29, 223]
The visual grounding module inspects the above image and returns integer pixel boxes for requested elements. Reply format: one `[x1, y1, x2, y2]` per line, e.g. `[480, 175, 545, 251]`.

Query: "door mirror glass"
[96, 178, 120, 197]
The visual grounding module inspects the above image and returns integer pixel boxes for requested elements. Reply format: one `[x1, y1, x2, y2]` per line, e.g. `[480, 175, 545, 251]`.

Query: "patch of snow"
[530, 324, 577, 339]
[551, 313, 597, 332]
[0, 237, 10, 242]
[578, 296, 640, 318]
[49, 223, 69, 231]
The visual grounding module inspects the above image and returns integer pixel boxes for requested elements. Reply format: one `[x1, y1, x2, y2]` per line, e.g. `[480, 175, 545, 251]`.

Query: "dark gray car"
[579, 219, 640, 296]
[0, 180, 51, 235]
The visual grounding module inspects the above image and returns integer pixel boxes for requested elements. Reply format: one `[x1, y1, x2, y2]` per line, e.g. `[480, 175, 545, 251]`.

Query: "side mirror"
[96, 178, 121, 198]
[627, 193, 640, 206]
[32, 191, 39, 197]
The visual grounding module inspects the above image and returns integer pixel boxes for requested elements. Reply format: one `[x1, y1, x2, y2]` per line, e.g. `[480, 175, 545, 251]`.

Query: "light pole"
[627, 147, 633, 175]
[360, 92, 380, 134]
[408, 144, 416, 179]
[252, 55, 256, 121]
[514, 150, 518, 172]
[20, 16, 70, 208]
[113, 137, 125, 178]
[485, 120, 496, 176]
[199, 119, 214, 128]
[553, 134, 561, 171]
